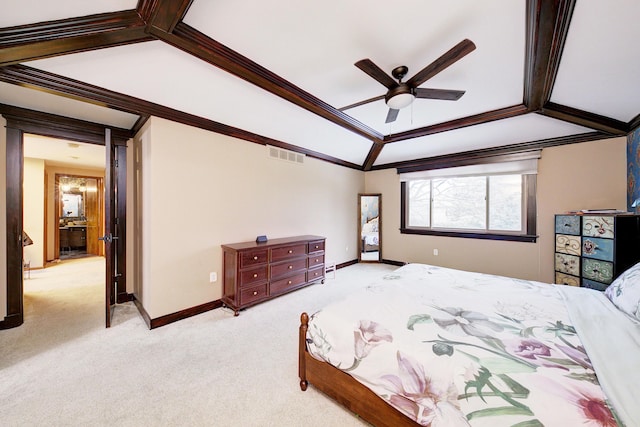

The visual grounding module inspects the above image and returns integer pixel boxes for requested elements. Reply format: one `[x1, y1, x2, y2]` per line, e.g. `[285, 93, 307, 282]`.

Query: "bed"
[299, 263, 640, 426]
[361, 216, 379, 252]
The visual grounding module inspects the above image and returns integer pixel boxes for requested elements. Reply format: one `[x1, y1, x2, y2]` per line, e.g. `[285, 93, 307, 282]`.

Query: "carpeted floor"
[1, 257, 398, 426]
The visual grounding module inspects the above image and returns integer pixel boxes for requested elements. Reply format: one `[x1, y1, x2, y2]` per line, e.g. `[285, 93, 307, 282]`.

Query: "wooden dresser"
[554, 213, 640, 290]
[222, 235, 326, 315]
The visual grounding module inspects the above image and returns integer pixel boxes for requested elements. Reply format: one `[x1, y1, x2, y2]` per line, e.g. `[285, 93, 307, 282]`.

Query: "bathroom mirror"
[62, 193, 83, 217]
[358, 193, 381, 262]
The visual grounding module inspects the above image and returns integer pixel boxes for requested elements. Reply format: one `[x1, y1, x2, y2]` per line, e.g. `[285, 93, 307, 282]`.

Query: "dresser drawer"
[555, 253, 580, 276]
[271, 244, 307, 262]
[582, 216, 614, 238]
[581, 236, 613, 261]
[308, 253, 325, 268]
[308, 266, 325, 282]
[271, 258, 307, 279]
[555, 215, 581, 235]
[582, 278, 609, 292]
[270, 272, 306, 295]
[240, 283, 268, 305]
[239, 266, 268, 287]
[308, 240, 325, 254]
[555, 272, 580, 287]
[582, 258, 614, 284]
[555, 234, 581, 256]
[240, 250, 268, 268]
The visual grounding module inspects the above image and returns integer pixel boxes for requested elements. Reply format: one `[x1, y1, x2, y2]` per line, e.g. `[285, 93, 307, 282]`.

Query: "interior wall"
[23, 158, 45, 268]
[365, 137, 627, 283]
[0, 115, 7, 320]
[44, 165, 104, 262]
[134, 117, 364, 319]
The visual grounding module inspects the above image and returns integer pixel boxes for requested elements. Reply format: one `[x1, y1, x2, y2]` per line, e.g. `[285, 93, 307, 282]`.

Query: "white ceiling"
[1, 0, 639, 169]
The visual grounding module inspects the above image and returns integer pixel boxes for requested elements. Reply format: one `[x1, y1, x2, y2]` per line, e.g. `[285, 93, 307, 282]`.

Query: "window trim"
[400, 175, 538, 243]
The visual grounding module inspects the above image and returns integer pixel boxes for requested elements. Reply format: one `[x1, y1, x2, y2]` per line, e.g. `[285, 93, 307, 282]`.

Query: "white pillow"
[605, 262, 640, 320]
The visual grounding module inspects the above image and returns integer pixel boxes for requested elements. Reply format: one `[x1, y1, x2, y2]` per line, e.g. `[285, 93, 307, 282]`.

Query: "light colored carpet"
[1, 257, 398, 426]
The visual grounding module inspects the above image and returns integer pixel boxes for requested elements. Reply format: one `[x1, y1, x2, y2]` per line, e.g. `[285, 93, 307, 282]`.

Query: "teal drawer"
[555, 215, 580, 235]
[582, 278, 609, 292]
[582, 258, 614, 284]
[582, 237, 613, 261]
[555, 253, 580, 276]
[582, 216, 614, 238]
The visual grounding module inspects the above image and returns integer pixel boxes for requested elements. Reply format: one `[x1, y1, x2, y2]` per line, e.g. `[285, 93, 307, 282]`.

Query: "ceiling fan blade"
[339, 94, 385, 111]
[385, 108, 399, 123]
[414, 88, 466, 101]
[406, 39, 476, 88]
[355, 59, 398, 90]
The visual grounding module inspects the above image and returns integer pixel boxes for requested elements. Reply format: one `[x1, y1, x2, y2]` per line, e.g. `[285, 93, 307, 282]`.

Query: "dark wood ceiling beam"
[384, 104, 529, 144]
[147, 22, 383, 143]
[375, 131, 614, 172]
[523, 0, 576, 110]
[0, 65, 360, 169]
[541, 102, 628, 135]
[145, 0, 194, 33]
[0, 10, 152, 66]
[362, 142, 384, 171]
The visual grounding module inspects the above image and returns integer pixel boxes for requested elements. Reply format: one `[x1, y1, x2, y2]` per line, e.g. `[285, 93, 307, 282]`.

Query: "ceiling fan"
[341, 39, 476, 123]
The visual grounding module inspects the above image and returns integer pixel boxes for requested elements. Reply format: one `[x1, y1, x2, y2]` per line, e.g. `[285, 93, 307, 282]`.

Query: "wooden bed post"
[299, 312, 309, 391]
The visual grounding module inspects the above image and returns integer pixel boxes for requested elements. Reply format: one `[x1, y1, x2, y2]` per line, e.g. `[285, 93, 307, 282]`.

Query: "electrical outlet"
[346, 246, 349, 252]
[433, 249, 439, 256]
[209, 272, 217, 283]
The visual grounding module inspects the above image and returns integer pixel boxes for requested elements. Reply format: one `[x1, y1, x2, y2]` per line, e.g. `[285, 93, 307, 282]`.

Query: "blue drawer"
[582, 258, 614, 284]
[581, 237, 614, 261]
[555, 215, 580, 235]
[582, 278, 609, 292]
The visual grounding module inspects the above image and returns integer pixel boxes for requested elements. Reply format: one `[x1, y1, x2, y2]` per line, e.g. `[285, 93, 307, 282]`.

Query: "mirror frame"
[358, 193, 381, 263]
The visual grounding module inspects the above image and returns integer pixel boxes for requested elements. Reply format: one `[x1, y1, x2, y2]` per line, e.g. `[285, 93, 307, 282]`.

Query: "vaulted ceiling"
[1, 0, 639, 171]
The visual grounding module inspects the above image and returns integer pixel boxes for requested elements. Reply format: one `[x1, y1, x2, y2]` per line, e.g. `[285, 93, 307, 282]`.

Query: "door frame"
[0, 104, 130, 329]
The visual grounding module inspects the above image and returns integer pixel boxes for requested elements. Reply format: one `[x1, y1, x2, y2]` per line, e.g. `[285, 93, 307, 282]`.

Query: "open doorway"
[55, 174, 105, 261]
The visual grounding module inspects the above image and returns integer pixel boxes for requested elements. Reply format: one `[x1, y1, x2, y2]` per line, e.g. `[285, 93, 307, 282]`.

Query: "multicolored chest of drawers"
[554, 214, 640, 290]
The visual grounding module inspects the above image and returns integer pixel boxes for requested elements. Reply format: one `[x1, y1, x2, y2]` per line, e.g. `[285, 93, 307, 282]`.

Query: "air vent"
[267, 145, 305, 165]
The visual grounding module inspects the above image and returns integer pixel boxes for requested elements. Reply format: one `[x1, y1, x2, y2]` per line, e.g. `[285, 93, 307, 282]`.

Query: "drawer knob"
[253, 273, 258, 278]
[315, 245, 319, 249]
[288, 265, 293, 269]
[288, 280, 292, 284]
[253, 256, 258, 260]
[288, 250, 293, 254]
[253, 291, 258, 296]
[315, 272, 319, 276]
[315, 258, 319, 262]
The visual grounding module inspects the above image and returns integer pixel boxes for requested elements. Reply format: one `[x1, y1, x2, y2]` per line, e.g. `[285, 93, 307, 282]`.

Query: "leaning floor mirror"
[358, 193, 381, 262]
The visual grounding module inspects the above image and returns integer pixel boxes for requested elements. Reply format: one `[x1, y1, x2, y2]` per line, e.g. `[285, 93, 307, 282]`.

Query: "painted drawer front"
[582, 216, 614, 238]
[582, 258, 614, 284]
[555, 272, 580, 287]
[555, 215, 581, 235]
[555, 234, 581, 256]
[582, 278, 609, 292]
[555, 253, 580, 276]
[581, 237, 614, 261]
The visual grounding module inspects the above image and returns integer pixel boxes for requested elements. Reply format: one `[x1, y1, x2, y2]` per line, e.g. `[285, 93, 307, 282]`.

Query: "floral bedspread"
[306, 263, 621, 426]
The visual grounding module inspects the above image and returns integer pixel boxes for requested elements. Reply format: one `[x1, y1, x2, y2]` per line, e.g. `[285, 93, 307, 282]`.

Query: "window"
[400, 159, 538, 242]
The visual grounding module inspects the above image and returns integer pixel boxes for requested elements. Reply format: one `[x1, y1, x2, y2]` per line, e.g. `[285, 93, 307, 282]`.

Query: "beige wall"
[365, 137, 627, 283]
[133, 117, 364, 319]
[24, 158, 45, 268]
[0, 115, 6, 319]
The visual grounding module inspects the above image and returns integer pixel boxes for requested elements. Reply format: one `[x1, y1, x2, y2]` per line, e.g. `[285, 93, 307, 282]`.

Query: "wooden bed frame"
[298, 312, 420, 427]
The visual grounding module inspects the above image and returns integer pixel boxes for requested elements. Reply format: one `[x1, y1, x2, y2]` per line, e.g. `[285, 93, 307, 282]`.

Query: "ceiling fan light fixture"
[385, 85, 415, 109]
[386, 93, 415, 109]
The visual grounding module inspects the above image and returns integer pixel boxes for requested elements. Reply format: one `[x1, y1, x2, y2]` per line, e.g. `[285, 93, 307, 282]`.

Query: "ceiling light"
[385, 84, 415, 110]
